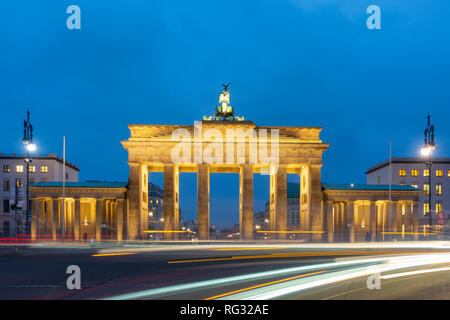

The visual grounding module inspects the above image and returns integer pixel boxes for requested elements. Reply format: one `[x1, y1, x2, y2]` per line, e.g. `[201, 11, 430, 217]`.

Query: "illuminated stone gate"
[122, 86, 329, 240]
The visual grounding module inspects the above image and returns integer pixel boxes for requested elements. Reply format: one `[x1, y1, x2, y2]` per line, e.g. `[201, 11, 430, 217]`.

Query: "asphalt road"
[0, 242, 449, 300]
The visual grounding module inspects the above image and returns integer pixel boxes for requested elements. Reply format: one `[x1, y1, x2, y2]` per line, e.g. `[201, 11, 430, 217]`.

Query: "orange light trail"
[381, 232, 437, 235]
[143, 230, 191, 233]
[167, 250, 413, 264]
[204, 270, 326, 300]
[256, 230, 326, 234]
[210, 247, 288, 251]
[91, 253, 137, 257]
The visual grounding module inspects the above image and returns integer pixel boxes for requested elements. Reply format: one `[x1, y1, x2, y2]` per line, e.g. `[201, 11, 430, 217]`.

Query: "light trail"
[381, 232, 437, 235]
[256, 231, 326, 234]
[381, 266, 450, 280]
[167, 250, 431, 264]
[91, 253, 137, 257]
[224, 253, 450, 300]
[143, 230, 191, 233]
[209, 247, 288, 251]
[204, 271, 326, 300]
[103, 256, 395, 300]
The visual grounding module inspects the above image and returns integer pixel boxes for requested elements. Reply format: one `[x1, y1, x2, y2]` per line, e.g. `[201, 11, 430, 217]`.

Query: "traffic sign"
[437, 211, 445, 225]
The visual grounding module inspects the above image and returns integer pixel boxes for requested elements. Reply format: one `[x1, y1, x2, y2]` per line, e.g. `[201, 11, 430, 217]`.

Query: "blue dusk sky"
[1, 1, 449, 227]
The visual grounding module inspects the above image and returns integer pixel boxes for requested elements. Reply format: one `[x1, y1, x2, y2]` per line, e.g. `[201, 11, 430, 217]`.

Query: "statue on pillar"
[203, 84, 245, 121]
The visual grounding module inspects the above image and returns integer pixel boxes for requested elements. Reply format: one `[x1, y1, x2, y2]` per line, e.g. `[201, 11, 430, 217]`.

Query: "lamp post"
[421, 114, 436, 229]
[22, 110, 36, 236]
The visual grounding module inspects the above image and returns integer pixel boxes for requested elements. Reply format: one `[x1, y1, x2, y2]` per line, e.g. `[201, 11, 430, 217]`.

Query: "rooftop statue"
[203, 84, 245, 121]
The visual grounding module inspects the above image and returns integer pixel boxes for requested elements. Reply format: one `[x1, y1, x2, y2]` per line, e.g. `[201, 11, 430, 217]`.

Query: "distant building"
[366, 157, 450, 225]
[148, 183, 163, 230]
[0, 153, 79, 237]
[148, 183, 183, 231]
[264, 183, 300, 230]
[254, 211, 268, 230]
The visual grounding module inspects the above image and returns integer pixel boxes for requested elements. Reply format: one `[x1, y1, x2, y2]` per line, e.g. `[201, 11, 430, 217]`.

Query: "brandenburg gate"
[28, 86, 422, 242]
[121, 85, 329, 240]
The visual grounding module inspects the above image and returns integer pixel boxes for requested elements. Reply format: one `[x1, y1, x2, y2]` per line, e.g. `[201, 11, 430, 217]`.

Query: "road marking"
[204, 270, 326, 300]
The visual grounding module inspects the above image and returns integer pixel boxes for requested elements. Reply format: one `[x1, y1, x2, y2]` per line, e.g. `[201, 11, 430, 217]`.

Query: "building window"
[423, 184, 429, 195]
[3, 199, 10, 213]
[3, 180, 9, 192]
[16, 165, 24, 173]
[424, 203, 430, 215]
[41, 166, 48, 173]
[436, 169, 443, 177]
[16, 179, 23, 188]
[436, 203, 443, 213]
[377, 176, 381, 184]
[436, 184, 442, 196]
[28, 165, 36, 173]
[424, 169, 429, 177]
[399, 169, 406, 176]
[448, 170, 450, 177]
[2, 165, 10, 173]
[65, 172, 69, 180]
[411, 169, 418, 177]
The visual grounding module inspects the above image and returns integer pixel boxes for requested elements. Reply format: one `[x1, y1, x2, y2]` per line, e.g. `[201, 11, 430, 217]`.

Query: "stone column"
[95, 199, 104, 241]
[334, 203, 340, 242]
[369, 201, 377, 241]
[396, 202, 403, 235]
[197, 165, 210, 240]
[141, 166, 149, 238]
[299, 166, 311, 230]
[163, 164, 179, 240]
[51, 199, 58, 240]
[38, 199, 46, 238]
[404, 202, 411, 234]
[31, 199, 38, 240]
[310, 165, 324, 241]
[127, 163, 147, 240]
[74, 198, 81, 241]
[339, 202, 345, 241]
[239, 165, 254, 240]
[116, 199, 124, 241]
[334, 203, 340, 241]
[326, 201, 334, 242]
[412, 202, 419, 240]
[347, 201, 355, 243]
[376, 202, 384, 241]
[389, 202, 398, 234]
[270, 166, 287, 239]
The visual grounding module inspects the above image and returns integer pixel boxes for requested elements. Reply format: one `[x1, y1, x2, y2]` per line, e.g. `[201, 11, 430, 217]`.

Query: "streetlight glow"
[26, 143, 36, 152]
[421, 147, 430, 156]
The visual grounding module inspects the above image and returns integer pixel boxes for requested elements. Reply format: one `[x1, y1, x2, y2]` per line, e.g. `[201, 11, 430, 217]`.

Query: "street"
[0, 241, 449, 300]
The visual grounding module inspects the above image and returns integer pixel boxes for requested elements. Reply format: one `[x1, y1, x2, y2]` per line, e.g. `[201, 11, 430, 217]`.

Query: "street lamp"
[21, 110, 36, 236]
[421, 114, 436, 229]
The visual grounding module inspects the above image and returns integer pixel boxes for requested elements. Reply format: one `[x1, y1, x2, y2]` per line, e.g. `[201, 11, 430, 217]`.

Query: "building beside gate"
[30, 182, 127, 241]
[0, 153, 79, 237]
